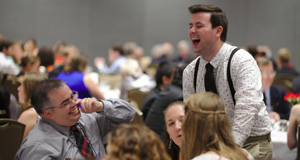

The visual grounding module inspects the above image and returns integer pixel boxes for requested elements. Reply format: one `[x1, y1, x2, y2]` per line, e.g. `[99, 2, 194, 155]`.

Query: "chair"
[98, 73, 122, 90]
[145, 63, 158, 79]
[127, 88, 150, 110]
[297, 125, 300, 160]
[127, 99, 144, 125]
[0, 74, 21, 101]
[0, 119, 25, 160]
[273, 74, 295, 92]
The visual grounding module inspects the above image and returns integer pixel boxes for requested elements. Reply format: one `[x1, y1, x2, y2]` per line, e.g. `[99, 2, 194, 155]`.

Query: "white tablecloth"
[271, 122, 297, 160]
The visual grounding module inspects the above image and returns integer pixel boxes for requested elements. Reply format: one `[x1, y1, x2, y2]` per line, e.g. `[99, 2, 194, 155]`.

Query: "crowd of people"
[0, 3, 299, 160]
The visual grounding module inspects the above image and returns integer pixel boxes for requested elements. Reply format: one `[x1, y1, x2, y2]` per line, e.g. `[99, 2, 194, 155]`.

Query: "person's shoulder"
[18, 108, 38, 121]
[167, 84, 183, 92]
[192, 153, 229, 160]
[271, 84, 287, 93]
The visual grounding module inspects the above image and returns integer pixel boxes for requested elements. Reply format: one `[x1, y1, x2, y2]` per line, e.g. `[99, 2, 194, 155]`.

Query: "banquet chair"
[0, 74, 21, 101]
[127, 99, 144, 125]
[273, 74, 295, 92]
[99, 73, 122, 90]
[127, 88, 150, 110]
[297, 125, 300, 159]
[145, 63, 158, 79]
[0, 119, 25, 160]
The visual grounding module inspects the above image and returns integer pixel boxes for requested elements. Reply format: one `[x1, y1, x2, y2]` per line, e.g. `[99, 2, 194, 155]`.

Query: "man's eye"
[62, 100, 70, 107]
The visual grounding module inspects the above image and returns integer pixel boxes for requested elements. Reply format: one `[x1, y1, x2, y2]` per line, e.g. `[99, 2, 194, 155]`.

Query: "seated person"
[141, 61, 177, 119]
[48, 45, 80, 78]
[172, 40, 193, 68]
[56, 53, 105, 99]
[17, 54, 40, 80]
[287, 104, 300, 150]
[104, 124, 171, 160]
[18, 72, 47, 141]
[292, 75, 300, 93]
[0, 39, 20, 75]
[37, 46, 55, 73]
[15, 79, 135, 159]
[180, 92, 253, 160]
[257, 57, 290, 121]
[275, 48, 299, 76]
[144, 62, 183, 139]
[94, 45, 127, 74]
[120, 58, 155, 99]
[164, 101, 184, 160]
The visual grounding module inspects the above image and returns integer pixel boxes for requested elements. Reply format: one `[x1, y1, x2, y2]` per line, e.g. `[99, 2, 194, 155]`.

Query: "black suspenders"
[193, 48, 240, 105]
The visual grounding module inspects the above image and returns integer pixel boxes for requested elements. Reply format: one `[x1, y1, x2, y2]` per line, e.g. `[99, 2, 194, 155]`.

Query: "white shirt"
[0, 52, 20, 75]
[192, 150, 254, 160]
[183, 43, 272, 146]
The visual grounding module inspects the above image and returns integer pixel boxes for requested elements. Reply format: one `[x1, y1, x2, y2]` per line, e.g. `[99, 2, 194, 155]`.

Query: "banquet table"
[271, 121, 297, 160]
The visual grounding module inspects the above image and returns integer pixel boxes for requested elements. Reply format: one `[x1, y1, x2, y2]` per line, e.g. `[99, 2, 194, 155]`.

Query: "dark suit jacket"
[267, 85, 291, 120]
[144, 84, 183, 139]
[292, 75, 300, 93]
[141, 86, 161, 120]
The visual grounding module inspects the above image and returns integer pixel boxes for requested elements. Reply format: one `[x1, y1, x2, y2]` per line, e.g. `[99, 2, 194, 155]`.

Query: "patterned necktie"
[205, 63, 218, 94]
[70, 125, 95, 159]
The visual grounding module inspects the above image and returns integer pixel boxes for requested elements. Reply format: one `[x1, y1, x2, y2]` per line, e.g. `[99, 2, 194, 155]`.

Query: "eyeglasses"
[262, 71, 276, 77]
[45, 91, 79, 110]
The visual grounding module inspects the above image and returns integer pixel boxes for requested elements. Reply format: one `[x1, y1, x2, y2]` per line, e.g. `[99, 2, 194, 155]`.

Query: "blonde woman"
[105, 124, 171, 160]
[180, 92, 253, 160]
[18, 72, 47, 140]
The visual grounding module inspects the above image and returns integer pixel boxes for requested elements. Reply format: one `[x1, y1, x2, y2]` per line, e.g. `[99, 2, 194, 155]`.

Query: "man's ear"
[216, 26, 223, 37]
[43, 109, 53, 120]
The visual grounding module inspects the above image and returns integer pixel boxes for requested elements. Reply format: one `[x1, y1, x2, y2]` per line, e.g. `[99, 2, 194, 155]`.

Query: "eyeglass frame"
[44, 90, 79, 110]
[262, 71, 276, 77]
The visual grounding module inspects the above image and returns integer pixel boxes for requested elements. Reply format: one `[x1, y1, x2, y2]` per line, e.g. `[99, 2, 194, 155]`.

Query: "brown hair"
[64, 53, 88, 73]
[20, 54, 40, 67]
[189, 4, 228, 42]
[22, 72, 47, 110]
[105, 124, 171, 160]
[180, 92, 248, 160]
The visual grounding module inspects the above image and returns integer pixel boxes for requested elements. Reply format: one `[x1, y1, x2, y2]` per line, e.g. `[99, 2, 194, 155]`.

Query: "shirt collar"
[204, 43, 228, 68]
[40, 117, 75, 137]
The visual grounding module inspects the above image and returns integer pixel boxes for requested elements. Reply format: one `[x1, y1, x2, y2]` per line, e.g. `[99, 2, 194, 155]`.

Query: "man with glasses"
[257, 57, 290, 121]
[15, 79, 135, 160]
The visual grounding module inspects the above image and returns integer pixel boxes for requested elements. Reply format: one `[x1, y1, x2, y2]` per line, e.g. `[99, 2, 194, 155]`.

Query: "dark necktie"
[70, 125, 95, 159]
[205, 63, 218, 94]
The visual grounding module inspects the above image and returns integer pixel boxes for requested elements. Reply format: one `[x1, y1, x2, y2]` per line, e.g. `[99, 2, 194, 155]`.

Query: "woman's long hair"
[63, 53, 88, 73]
[180, 92, 248, 160]
[22, 72, 47, 110]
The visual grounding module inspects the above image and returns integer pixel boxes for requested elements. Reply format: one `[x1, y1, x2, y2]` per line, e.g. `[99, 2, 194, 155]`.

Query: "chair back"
[0, 119, 25, 160]
[0, 74, 21, 101]
[145, 63, 158, 79]
[297, 125, 300, 160]
[273, 74, 295, 92]
[99, 73, 122, 90]
[127, 88, 150, 110]
[127, 99, 144, 125]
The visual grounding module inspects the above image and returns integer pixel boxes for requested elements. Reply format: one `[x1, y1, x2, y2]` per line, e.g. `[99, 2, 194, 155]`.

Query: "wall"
[0, 0, 299, 70]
